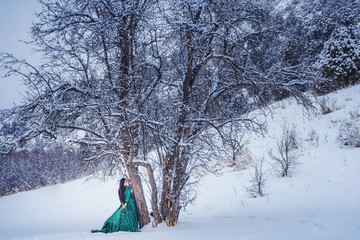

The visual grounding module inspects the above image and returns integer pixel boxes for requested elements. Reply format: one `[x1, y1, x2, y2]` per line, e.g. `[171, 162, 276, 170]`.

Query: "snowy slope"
[1, 85, 360, 240]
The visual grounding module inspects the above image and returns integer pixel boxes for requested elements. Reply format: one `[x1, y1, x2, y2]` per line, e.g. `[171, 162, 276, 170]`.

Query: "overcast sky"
[0, 0, 41, 110]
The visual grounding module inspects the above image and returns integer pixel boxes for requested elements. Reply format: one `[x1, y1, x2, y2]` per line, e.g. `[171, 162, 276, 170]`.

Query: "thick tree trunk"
[160, 151, 184, 227]
[160, 152, 175, 226]
[160, 174, 182, 226]
[135, 161, 162, 227]
[147, 169, 162, 227]
[160, 172, 178, 226]
[127, 164, 151, 228]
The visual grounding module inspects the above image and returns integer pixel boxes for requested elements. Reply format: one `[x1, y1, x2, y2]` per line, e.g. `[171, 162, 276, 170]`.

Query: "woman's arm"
[120, 187, 131, 210]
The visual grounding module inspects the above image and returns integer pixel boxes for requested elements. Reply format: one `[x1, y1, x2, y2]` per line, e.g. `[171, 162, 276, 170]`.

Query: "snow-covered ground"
[1, 85, 360, 240]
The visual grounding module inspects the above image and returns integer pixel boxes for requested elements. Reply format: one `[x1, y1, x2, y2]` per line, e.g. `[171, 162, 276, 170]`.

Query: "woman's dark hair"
[118, 178, 126, 203]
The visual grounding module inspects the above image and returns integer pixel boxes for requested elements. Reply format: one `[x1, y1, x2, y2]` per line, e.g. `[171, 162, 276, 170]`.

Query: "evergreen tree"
[316, 25, 360, 88]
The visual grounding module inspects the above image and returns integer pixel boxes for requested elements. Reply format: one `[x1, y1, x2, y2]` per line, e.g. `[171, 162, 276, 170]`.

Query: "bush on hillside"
[317, 96, 339, 115]
[338, 119, 360, 148]
[246, 157, 268, 198]
[268, 123, 301, 177]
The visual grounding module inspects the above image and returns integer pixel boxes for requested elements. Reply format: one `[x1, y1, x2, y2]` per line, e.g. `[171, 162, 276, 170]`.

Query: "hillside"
[0, 84, 359, 240]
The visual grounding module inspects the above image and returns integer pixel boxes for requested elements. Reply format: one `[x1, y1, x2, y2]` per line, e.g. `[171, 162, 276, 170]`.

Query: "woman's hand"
[120, 202, 127, 210]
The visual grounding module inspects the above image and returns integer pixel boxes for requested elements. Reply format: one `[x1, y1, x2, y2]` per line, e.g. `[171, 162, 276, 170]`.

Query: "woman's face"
[124, 180, 127, 187]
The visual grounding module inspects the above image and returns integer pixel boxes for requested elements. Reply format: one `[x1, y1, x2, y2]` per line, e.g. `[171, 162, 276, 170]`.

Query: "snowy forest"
[1, 0, 360, 230]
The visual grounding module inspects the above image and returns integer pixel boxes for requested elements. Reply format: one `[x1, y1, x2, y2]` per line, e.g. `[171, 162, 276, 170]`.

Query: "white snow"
[1, 85, 360, 240]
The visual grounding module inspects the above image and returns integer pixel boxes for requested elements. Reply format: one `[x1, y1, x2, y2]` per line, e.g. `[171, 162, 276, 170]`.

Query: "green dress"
[91, 187, 139, 233]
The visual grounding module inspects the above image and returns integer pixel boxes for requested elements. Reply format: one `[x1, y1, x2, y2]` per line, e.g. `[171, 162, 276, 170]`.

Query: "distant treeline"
[0, 141, 90, 197]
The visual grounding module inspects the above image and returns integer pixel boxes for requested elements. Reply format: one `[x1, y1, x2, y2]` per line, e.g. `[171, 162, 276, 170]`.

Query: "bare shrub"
[307, 128, 320, 147]
[246, 157, 268, 198]
[222, 126, 251, 171]
[225, 146, 252, 171]
[338, 119, 360, 147]
[317, 96, 339, 115]
[269, 123, 301, 177]
[349, 107, 360, 120]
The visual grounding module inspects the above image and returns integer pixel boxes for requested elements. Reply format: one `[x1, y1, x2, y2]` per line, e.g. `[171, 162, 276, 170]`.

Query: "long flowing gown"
[91, 186, 139, 233]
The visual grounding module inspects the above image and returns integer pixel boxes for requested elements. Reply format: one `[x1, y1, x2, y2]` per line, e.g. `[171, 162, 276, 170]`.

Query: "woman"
[91, 178, 139, 233]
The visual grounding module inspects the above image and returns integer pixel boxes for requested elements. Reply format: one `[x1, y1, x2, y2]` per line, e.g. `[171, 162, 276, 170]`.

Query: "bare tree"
[155, 0, 315, 226]
[0, 0, 162, 228]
